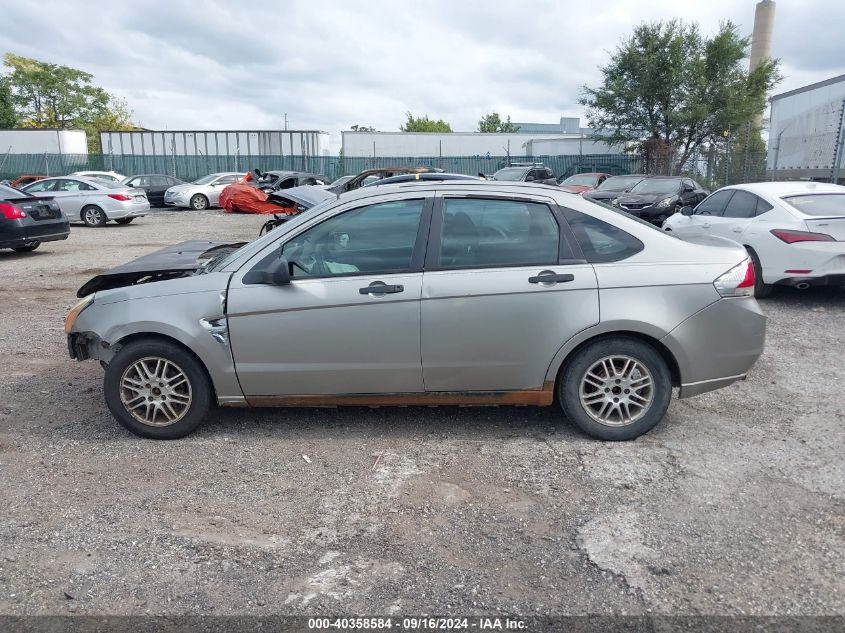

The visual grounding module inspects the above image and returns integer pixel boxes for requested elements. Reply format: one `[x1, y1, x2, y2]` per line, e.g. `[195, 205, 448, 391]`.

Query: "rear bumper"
[661, 297, 766, 398]
[108, 204, 149, 220]
[0, 221, 70, 248]
[776, 274, 845, 288]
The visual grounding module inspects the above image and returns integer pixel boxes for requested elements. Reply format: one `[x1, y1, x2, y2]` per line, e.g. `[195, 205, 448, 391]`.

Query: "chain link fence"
[0, 152, 645, 183]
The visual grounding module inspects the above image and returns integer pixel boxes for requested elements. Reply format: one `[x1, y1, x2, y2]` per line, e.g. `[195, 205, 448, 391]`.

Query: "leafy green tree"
[80, 96, 138, 152]
[400, 112, 452, 133]
[349, 124, 376, 132]
[581, 20, 780, 172]
[0, 77, 17, 128]
[477, 112, 519, 133]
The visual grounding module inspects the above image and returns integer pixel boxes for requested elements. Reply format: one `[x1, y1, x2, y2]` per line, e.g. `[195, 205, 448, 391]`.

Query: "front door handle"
[528, 270, 575, 284]
[359, 282, 404, 295]
[732, 226, 743, 233]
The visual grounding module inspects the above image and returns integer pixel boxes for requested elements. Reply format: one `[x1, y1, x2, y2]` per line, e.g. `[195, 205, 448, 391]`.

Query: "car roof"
[338, 179, 576, 203]
[725, 181, 845, 198]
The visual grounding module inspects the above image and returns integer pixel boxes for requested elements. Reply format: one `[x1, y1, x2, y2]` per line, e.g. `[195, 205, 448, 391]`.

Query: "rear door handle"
[359, 282, 404, 295]
[528, 271, 575, 284]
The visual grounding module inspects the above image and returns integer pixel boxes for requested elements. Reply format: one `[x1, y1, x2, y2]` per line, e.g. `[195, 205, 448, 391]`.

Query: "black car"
[613, 176, 709, 224]
[326, 167, 441, 195]
[252, 170, 331, 192]
[121, 174, 184, 207]
[491, 164, 557, 185]
[582, 174, 647, 204]
[0, 184, 69, 253]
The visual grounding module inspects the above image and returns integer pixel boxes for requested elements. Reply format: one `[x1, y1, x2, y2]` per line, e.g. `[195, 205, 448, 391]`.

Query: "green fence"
[0, 153, 643, 183]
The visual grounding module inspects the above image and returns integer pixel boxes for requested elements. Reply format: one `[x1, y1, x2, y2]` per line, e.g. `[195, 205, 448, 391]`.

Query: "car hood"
[77, 240, 244, 297]
[267, 185, 336, 209]
[616, 192, 678, 204]
[560, 184, 594, 193]
[584, 189, 627, 199]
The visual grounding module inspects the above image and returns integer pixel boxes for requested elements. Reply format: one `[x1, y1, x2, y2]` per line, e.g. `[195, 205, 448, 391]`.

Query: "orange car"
[220, 173, 290, 215]
[9, 175, 47, 189]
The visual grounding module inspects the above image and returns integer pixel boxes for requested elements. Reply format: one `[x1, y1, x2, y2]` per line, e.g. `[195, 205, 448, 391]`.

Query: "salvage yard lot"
[0, 209, 842, 616]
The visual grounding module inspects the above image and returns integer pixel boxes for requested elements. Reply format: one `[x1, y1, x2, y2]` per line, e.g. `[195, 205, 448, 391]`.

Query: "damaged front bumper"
[67, 331, 101, 361]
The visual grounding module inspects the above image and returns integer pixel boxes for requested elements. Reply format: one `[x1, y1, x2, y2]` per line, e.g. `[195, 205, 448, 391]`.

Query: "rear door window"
[560, 208, 644, 263]
[722, 190, 759, 218]
[437, 197, 561, 268]
[694, 190, 733, 216]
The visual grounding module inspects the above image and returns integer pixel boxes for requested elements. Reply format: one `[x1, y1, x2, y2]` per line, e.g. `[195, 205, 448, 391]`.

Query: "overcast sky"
[2, 0, 843, 148]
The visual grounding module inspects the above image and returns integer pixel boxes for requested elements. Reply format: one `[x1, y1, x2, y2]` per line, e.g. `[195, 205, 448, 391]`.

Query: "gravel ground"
[0, 209, 842, 619]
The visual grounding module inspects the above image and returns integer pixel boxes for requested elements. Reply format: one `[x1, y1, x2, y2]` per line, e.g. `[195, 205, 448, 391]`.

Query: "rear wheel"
[190, 194, 209, 210]
[115, 218, 134, 225]
[746, 247, 773, 298]
[81, 205, 107, 227]
[558, 337, 672, 441]
[104, 339, 212, 439]
[12, 241, 40, 252]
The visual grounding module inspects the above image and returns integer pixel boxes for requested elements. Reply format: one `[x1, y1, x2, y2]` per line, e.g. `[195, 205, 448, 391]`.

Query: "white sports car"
[662, 181, 845, 296]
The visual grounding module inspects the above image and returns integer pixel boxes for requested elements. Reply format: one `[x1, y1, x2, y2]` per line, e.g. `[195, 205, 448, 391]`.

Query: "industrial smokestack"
[750, 0, 776, 128]
[750, 0, 776, 72]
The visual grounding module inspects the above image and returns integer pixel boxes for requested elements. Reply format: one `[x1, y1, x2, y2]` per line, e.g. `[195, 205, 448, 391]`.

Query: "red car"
[557, 172, 611, 194]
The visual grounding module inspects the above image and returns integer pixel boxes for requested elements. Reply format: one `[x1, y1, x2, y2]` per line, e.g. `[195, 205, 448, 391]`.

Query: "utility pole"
[284, 113, 288, 130]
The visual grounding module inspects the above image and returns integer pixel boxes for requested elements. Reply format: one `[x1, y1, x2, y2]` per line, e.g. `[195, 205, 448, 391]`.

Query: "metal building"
[768, 74, 845, 182]
[99, 129, 330, 158]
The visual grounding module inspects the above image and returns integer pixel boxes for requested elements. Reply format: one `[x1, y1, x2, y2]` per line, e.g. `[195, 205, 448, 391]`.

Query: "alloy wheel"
[119, 356, 193, 427]
[578, 355, 654, 426]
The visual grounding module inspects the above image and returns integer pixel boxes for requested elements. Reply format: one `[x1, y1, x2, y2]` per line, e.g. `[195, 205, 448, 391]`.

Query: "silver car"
[66, 182, 766, 440]
[22, 176, 149, 227]
[163, 172, 243, 210]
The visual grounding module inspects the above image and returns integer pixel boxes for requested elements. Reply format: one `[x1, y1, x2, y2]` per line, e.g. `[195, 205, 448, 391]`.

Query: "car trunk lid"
[804, 218, 845, 241]
[11, 195, 62, 221]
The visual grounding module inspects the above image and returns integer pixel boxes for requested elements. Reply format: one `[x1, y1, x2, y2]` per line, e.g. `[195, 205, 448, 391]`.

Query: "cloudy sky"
[2, 0, 843, 149]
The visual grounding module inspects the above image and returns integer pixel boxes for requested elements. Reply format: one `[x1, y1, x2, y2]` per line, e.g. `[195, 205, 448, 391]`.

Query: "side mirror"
[253, 256, 292, 285]
[684, 185, 695, 193]
[680, 206, 694, 216]
[525, 175, 535, 182]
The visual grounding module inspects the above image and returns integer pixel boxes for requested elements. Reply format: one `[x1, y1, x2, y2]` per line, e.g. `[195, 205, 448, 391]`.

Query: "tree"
[400, 111, 452, 133]
[580, 20, 780, 172]
[349, 124, 376, 132]
[477, 112, 520, 133]
[0, 77, 17, 128]
[2, 53, 139, 151]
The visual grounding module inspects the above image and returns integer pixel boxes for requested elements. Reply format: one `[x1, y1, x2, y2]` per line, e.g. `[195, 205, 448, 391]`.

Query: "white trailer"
[0, 129, 88, 154]
[768, 74, 845, 181]
[100, 130, 330, 157]
[524, 137, 626, 156]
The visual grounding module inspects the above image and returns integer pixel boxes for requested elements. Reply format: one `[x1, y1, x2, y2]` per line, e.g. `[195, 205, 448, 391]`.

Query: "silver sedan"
[22, 176, 149, 227]
[66, 181, 766, 440]
[163, 172, 243, 210]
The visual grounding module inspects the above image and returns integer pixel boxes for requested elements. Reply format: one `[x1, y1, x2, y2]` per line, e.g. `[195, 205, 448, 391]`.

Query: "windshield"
[783, 194, 845, 217]
[562, 174, 599, 187]
[598, 175, 643, 191]
[206, 198, 339, 273]
[192, 174, 219, 185]
[492, 167, 529, 181]
[630, 178, 681, 194]
[329, 175, 353, 187]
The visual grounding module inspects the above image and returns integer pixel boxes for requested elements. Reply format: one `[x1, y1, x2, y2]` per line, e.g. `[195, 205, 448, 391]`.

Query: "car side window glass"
[25, 180, 51, 193]
[58, 179, 84, 192]
[438, 198, 559, 269]
[694, 190, 733, 216]
[722, 190, 758, 219]
[560, 208, 644, 263]
[280, 199, 425, 279]
[756, 197, 773, 216]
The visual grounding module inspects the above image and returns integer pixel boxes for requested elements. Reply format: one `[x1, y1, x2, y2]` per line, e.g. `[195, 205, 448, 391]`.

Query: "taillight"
[0, 202, 27, 219]
[107, 193, 132, 201]
[714, 258, 755, 297]
[770, 229, 834, 243]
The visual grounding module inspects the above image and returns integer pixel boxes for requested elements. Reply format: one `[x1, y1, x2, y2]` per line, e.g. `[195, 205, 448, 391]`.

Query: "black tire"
[190, 194, 209, 210]
[557, 336, 672, 441]
[746, 247, 773, 298]
[103, 339, 212, 439]
[81, 205, 107, 227]
[115, 218, 134, 225]
[12, 242, 40, 252]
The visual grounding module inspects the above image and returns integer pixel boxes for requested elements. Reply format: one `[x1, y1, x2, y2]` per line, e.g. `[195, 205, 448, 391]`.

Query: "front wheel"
[115, 218, 134, 225]
[190, 194, 209, 210]
[558, 337, 672, 440]
[12, 241, 41, 252]
[81, 205, 107, 227]
[104, 339, 212, 439]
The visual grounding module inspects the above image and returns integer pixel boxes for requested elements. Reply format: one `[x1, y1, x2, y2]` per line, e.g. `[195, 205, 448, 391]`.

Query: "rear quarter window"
[561, 208, 644, 263]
